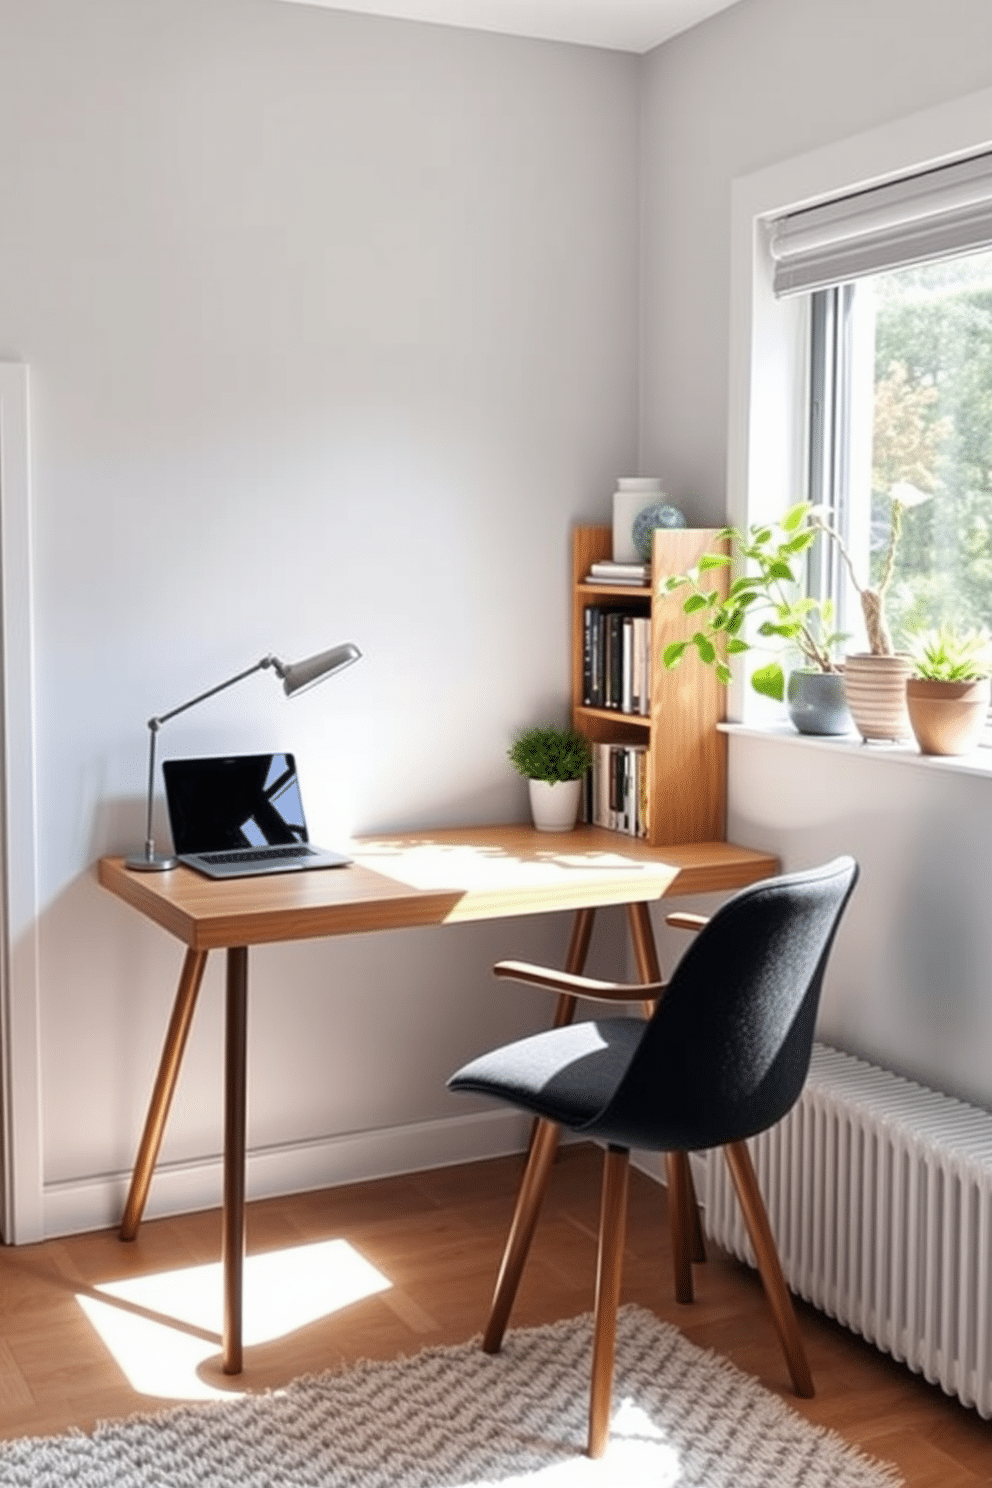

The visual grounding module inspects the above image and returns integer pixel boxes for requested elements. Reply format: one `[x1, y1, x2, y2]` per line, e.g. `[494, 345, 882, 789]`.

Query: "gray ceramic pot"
[786, 669, 853, 736]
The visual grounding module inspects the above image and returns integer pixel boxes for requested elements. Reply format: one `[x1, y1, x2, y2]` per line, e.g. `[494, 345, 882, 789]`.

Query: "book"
[584, 573, 650, 586]
[621, 615, 634, 714]
[589, 559, 650, 579]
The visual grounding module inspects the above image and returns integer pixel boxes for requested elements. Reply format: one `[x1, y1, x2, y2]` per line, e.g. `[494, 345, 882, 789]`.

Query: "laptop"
[162, 752, 351, 879]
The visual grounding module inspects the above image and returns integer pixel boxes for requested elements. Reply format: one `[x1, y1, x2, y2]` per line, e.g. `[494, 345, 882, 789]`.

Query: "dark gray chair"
[448, 855, 859, 1458]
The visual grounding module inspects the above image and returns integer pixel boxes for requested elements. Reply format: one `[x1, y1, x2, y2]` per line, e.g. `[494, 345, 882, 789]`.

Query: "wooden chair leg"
[723, 1140, 814, 1398]
[588, 1144, 629, 1458]
[483, 1117, 560, 1354]
[666, 1152, 694, 1303]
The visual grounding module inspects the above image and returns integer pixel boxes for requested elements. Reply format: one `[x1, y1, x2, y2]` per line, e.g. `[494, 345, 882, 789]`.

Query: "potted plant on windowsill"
[660, 485, 935, 741]
[808, 479, 933, 742]
[508, 725, 593, 832]
[904, 626, 992, 756]
[658, 503, 852, 735]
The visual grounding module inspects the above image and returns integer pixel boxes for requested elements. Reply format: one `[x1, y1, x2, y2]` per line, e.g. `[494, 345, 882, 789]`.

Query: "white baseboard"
[40, 1108, 533, 1241]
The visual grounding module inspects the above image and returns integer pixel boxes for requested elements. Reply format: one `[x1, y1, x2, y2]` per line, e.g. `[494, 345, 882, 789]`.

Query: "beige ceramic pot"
[905, 677, 991, 756]
[842, 653, 912, 742]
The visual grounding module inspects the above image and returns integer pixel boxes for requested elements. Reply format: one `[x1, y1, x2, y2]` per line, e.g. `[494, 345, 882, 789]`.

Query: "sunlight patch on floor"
[76, 1238, 391, 1401]
[498, 1400, 681, 1485]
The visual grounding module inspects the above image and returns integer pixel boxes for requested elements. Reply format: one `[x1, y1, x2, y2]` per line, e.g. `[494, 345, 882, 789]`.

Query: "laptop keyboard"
[198, 845, 317, 865]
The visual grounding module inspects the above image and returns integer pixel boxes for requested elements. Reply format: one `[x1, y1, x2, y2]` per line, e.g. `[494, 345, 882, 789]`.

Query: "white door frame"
[0, 363, 42, 1244]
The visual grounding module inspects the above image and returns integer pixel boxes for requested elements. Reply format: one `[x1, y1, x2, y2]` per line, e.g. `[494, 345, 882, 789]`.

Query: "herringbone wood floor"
[0, 1145, 989, 1482]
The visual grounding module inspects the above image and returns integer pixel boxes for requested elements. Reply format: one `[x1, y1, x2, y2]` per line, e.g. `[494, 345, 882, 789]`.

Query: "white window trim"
[726, 84, 992, 730]
[720, 720, 992, 781]
[0, 363, 42, 1244]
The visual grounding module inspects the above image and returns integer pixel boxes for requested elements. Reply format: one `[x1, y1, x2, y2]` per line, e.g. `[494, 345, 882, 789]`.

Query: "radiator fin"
[703, 1043, 992, 1417]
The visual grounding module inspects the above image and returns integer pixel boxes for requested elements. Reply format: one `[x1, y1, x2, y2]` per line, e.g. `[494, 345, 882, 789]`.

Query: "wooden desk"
[98, 824, 778, 1374]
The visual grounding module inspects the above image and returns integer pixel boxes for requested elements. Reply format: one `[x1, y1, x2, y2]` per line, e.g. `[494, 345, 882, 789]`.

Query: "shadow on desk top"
[98, 825, 779, 952]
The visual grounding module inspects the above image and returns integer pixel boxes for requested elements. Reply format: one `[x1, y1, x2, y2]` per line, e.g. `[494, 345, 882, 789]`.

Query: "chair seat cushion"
[448, 1017, 644, 1130]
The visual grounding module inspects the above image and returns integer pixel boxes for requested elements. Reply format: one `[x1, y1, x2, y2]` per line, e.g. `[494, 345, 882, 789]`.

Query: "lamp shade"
[276, 642, 362, 697]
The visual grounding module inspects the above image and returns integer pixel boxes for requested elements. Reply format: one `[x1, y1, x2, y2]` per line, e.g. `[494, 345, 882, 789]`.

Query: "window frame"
[727, 86, 992, 724]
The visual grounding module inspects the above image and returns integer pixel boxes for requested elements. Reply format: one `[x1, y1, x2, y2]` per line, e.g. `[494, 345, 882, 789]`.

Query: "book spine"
[621, 616, 634, 714]
[608, 614, 623, 710]
[633, 745, 648, 837]
[590, 610, 603, 709]
[597, 742, 612, 828]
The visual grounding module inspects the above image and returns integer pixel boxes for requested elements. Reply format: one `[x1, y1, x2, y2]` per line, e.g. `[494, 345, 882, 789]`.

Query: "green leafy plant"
[907, 625, 992, 681]
[658, 503, 847, 702]
[508, 725, 592, 783]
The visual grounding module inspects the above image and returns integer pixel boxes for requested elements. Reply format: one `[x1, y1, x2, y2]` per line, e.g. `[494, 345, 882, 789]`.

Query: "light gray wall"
[0, 0, 641, 1235]
[639, 0, 992, 520]
[8, 0, 992, 1241]
[640, 0, 992, 1109]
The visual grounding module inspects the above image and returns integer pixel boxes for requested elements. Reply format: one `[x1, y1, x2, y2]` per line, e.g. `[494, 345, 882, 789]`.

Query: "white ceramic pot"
[842, 653, 912, 742]
[528, 778, 582, 832]
[612, 477, 663, 562]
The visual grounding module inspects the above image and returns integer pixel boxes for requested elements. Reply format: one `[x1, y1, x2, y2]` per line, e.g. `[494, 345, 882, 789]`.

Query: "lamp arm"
[141, 720, 161, 857]
[150, 656, 277, 729]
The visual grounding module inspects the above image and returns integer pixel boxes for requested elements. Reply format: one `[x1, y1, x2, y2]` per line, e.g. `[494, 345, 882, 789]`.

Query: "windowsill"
[720, 720, 992, 780]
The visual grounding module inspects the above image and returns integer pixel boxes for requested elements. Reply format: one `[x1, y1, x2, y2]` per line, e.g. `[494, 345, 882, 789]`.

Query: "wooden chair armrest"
[665, 912, 710, 933]
[493, 959, 666, 1003]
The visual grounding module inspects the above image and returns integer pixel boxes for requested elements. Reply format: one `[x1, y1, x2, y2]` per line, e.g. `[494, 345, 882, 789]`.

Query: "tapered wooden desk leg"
[483, 1116, 560, 1354]
[549, 905, 597, 1029]
[526, 907, 596, 1148]
[120, 948, 209, 1241]
[626, 902, 707, 1267]
[223, 946, 249, 1376]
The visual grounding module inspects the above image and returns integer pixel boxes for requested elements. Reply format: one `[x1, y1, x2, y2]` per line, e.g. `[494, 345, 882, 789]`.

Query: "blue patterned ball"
[632, 501, 687, 560]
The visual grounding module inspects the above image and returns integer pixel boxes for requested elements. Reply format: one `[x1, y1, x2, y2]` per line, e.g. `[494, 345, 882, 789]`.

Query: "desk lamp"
[126, 642, 361, 872]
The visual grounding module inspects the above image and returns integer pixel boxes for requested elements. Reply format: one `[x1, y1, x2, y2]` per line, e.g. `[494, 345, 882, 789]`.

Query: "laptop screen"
[163, 754, 310, 855]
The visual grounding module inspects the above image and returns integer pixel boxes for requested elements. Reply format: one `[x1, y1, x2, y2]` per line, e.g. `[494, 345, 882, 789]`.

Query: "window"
[808, 247, 992, 652]
[765, 150, 992, 657]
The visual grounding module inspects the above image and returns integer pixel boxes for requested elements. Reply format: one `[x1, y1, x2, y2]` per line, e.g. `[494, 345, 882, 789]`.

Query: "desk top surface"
[98, 824, 779, 950]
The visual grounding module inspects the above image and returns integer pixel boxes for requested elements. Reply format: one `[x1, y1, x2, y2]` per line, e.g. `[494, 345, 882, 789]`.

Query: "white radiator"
[702, 1042, 992, 1417]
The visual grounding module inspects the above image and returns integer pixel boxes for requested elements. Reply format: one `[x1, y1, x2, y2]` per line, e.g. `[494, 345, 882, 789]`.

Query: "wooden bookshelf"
[571, 524, 729, 845]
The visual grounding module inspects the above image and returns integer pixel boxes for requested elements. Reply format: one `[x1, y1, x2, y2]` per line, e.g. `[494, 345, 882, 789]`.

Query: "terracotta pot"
[905, 677, 991, 756]
[528, 777, 582, 831]
[842, 653, 912, 742]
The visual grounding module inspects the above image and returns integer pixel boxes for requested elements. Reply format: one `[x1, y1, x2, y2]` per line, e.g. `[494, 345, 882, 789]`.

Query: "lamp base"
[125, 851, 179, 872]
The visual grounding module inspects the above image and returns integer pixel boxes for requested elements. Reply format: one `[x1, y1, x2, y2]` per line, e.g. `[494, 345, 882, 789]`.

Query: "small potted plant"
[508, 725, 592, 832]
[658, 503, 851, 735]
[904, 625, 992, 756]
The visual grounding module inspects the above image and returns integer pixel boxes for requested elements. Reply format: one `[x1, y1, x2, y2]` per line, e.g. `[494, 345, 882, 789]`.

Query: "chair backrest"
[589, 856, 859, 1153]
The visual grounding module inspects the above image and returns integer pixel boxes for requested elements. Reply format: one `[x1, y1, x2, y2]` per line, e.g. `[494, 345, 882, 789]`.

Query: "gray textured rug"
[0, 1305, 901, 1486]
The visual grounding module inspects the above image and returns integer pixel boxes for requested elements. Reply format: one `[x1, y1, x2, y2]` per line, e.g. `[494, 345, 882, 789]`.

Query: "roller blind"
[768, 150, 992, 296]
